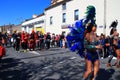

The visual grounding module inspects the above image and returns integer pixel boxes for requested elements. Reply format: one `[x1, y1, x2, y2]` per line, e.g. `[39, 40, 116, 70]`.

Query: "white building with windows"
[21, 13, 45, 33]
[45, 0, 120, 35]
[22, 0, 120, 36]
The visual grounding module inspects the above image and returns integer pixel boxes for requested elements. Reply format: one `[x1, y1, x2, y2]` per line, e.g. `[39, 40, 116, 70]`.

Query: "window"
[74, 9, 79, 21]
[62, 3, 66, 10]
[24, 26, 26, 30]
[62, 13, 66, 23]
[50, 16, 53, 25]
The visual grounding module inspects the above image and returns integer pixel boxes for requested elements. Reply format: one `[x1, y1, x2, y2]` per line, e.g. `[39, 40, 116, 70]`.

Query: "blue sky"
[0, 0, 51, 26]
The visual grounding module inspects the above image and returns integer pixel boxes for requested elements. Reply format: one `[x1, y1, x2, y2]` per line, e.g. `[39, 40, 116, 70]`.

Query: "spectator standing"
[46, 32, 51, 49]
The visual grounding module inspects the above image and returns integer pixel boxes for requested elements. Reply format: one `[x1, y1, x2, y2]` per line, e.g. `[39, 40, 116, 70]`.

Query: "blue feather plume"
[66, 19, 85, 57]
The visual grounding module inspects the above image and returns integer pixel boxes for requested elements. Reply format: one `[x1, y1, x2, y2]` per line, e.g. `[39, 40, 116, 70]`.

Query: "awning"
[36, 27, 45, 34]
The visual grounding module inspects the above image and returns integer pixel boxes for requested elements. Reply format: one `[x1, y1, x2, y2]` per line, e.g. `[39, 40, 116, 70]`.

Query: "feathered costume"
[109, 20, 120, 50]
[110, 20, 118, 35]
[66, 5, 96, 58]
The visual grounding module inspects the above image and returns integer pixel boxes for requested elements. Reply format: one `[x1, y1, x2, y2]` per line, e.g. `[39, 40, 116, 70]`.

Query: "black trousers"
[22, 42, 28, 50]
[39, 41, 44, 49]
[16, 44, 20, 51]
[46, 41, 50, 49]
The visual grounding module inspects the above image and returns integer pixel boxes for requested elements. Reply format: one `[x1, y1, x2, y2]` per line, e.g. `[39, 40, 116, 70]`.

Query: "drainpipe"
[104, 0, 106, 35]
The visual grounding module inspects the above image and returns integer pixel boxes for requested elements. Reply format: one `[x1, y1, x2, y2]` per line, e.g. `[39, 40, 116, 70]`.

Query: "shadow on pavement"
[96, 68, 115, 80]
[115, 74, 120, 80]
[0, 56, 85, 80]
[0, 56, 119, 80]
[0, 58, 32, 80]
[24, 56, 85, 80]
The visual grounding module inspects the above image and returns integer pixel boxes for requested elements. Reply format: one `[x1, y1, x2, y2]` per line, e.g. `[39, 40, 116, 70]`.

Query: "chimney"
[51, 0, 64, 5]
[32, 14, 37, 18]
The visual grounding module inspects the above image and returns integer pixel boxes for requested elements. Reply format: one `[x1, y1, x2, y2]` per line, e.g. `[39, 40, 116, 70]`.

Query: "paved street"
[0, 47, 120, 80]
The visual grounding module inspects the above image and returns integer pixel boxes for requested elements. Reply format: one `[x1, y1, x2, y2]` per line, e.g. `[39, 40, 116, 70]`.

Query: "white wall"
[45, 5, 62, 34]
[105, 0, 120, 36]
[45, 0, 120, 36]
[67, 0, 105, 35]
[45, 0, 105, 35]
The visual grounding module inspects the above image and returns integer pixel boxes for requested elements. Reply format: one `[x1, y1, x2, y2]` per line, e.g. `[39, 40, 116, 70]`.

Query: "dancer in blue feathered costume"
[66, 5, 96, 57]
[66, 5, 103, 80]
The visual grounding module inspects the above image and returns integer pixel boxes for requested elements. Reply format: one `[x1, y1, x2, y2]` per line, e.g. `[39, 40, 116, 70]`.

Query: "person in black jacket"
[104, 36, 111, 58]
[12, 31, 17, 49]
[46, 32, 51, 49]
[59, 32, 65, 48]
[29, 31, 35, 51]
[38, 32, 44, 50]
[15, 33, 21, 53]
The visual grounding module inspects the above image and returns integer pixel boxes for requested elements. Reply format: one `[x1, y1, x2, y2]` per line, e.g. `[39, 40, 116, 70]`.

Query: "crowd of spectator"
[0, 30, 120, 59]
[0, 29, 120, 69]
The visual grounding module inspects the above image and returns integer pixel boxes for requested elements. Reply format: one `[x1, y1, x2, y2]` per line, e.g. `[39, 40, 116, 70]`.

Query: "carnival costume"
[110, 20, 120, 50]
[66, 5, 100, 62]
[107, 20, 120, 68]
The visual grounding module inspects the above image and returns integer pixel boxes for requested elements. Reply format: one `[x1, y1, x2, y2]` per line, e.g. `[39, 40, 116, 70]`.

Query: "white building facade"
[22, 0, 120, 36]
[21, 13, 45, 33]
[45, 0, 120, 36]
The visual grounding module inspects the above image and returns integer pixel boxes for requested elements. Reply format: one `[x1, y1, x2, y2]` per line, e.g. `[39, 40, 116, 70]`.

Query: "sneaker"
[24, 50, 27, 52]
[106, 63, 112, 67]
[113, 62, 117, 66]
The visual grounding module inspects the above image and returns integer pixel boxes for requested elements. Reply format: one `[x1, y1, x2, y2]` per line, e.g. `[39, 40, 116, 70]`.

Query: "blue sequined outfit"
[84, 40, 99, 63]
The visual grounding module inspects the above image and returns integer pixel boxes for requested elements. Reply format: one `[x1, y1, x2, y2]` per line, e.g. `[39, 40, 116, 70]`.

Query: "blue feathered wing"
[66, 19, 85, 57]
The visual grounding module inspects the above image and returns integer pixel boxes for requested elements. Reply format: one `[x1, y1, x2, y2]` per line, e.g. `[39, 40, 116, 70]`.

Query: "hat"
[32, 29, 35, 33]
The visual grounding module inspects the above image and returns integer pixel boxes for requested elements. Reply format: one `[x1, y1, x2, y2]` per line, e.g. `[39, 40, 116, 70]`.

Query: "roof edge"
[45, 0, 72, 11]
